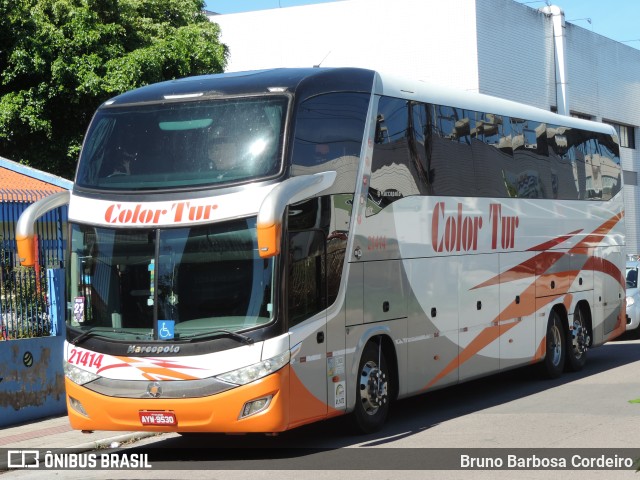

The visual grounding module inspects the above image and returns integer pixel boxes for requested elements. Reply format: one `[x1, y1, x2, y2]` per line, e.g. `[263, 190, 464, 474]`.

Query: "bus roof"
[104, 67, 615, 137]
[102, 68, 376, 106]
[374, 71, 616, 136]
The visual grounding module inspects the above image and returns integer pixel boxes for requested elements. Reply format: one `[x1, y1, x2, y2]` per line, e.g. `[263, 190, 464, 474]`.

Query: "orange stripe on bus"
[288, 367, 343, 429]
[424, 322, 517, 390]
[527, 230, 582, 251]
[532, 336, 546, 364]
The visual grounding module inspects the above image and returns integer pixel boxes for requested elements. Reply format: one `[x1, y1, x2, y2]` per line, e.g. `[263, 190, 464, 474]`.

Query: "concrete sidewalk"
[0, 415, 161, 451]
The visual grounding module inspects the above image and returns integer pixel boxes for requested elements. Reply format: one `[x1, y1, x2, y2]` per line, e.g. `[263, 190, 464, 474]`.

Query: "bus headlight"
[64, 361, 100, 386]
[216, 351, 290, 385]
[627, 296, 635, 307]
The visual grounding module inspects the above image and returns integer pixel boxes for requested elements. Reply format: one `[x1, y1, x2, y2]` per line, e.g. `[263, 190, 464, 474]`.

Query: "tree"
[0, 0, 228, 179]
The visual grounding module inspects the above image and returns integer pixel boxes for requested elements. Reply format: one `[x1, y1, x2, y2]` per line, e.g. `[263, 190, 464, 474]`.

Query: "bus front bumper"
[65, 366, 290, 434]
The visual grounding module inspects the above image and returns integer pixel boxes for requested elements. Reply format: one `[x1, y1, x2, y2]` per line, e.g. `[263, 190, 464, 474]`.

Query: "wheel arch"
[574, 299, 593, 347]
[351, 328, 399, 404]
[552, 302, 569, 335]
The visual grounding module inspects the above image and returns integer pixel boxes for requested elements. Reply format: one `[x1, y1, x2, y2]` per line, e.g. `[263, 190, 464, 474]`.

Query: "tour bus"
[17, 68, 626, 434]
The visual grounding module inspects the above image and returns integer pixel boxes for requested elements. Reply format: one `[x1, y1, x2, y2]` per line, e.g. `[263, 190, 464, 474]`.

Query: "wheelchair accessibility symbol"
[158, 320, 175, 340]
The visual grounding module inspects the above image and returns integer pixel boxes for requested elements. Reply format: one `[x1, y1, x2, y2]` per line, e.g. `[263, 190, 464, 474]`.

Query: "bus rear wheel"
[353, 340, 390, 434]
[566, 306, 589, 372]
[542, 310, 566, 379]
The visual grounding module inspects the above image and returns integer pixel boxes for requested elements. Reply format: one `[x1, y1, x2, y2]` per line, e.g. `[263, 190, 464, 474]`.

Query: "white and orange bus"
[18, 68, 626, 434]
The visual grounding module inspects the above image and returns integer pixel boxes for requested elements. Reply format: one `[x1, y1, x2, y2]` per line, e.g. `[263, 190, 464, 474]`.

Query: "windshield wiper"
[182, 329, 254, 345]
[71, 328, 150, 346]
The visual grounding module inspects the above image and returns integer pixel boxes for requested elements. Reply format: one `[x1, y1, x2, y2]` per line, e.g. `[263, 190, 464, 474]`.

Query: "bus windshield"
[67, 218, 274, 341]
[75, 96, 287, 190]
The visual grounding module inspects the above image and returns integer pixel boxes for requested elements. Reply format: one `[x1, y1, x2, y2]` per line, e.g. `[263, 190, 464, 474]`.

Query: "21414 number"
[68, 348, 104, 370]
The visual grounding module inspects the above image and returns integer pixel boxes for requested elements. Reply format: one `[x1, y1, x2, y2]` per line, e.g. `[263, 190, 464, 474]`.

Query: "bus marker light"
[16, 234, 36, 267]
[257, 222, 281, 258]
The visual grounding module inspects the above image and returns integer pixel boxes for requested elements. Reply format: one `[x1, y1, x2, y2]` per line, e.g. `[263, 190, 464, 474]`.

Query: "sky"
[203, 0, 640, 49]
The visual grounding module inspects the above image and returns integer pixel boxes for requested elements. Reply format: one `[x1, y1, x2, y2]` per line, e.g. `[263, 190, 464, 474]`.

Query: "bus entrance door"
[287, 229, 329, 427]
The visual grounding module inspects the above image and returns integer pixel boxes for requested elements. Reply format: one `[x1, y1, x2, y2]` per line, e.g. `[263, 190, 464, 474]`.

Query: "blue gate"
[1, 194, 67, 340]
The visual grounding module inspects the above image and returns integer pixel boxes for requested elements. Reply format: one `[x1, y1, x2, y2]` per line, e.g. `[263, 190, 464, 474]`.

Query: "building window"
[624, 170, 638, 186]
[606, 122, 636, 149]
[570, 111, 593, 121]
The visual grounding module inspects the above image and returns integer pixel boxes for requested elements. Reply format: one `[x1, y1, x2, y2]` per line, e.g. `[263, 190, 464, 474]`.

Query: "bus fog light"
[240, 395, 273, 419]
[69, 396, 89, 417]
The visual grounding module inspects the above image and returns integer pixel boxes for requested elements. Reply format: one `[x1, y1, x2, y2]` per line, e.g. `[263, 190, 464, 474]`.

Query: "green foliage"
[0, 0, 228, 179]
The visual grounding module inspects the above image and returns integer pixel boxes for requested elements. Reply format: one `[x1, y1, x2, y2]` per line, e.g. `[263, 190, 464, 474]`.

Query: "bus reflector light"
[240, 395, 272, 419]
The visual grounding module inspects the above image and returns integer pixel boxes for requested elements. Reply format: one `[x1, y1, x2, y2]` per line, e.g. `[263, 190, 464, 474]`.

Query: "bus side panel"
[345, 262, 364, 326]
[288, 316, 328, 428]
[596, 246, 626, 343]
[499, 251, 537, 370]
[458, 254, 500, 382]
[325, 301, 348, 416]
[569, 249, 594, 293]
[363, 259, 407, 324]
[405, 256, 459, 394]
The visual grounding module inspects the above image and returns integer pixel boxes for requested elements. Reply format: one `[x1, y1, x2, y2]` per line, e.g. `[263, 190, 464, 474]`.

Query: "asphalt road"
[5, 335, 640, 480]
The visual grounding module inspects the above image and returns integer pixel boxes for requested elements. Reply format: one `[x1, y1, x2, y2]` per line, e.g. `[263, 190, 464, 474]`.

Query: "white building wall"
[564, 25, 640, 254]
[476, 0, 556, 110]
[215, 0, 481, 93]
[211, 0, 640, 255]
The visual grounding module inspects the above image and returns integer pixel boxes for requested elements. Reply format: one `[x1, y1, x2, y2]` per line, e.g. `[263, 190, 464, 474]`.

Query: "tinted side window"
[291, 92, 369, 194]
[575, 133, 621, 201]
[426, 104, 477, 196]
[367, 97, 426, 216]
[287, 229, 326, 327]
[596, 133, 622, 199]
[504, 119, 550, 198]
[470, 112, 511, 198]
[286, 195, 351, 327]
[547, 126, 579, 199]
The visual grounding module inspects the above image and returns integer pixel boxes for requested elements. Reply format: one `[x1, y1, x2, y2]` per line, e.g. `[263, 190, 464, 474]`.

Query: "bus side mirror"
[16, 191, 71, 267]
[256, 172, 337, 259]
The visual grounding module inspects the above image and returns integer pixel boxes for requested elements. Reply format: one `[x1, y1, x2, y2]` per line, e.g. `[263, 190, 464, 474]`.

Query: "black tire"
[566, 306, 588, 372]
[542, 310, 566, 379]
[353, 340, 390, 434]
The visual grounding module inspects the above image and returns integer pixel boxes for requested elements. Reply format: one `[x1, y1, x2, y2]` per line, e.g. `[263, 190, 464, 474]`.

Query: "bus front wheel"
[353, 340, 390, 434]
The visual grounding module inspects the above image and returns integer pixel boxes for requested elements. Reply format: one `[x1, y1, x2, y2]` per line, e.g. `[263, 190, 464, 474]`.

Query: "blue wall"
[0, 336, 66, 428]
[0, 269, 66, 427]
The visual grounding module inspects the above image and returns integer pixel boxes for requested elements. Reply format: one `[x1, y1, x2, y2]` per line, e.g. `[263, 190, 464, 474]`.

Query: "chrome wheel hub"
[359, 360, 388, 415]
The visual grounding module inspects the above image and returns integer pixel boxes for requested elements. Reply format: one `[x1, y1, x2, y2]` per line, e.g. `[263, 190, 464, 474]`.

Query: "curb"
[69, 431, 162, 451]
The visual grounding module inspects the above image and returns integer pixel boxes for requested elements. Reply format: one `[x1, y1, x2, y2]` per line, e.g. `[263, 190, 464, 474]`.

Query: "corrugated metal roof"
[0, 166, 68, 202]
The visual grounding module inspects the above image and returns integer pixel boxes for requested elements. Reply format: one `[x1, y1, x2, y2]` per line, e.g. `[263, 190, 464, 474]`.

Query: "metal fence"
[1, 198, 67, 340]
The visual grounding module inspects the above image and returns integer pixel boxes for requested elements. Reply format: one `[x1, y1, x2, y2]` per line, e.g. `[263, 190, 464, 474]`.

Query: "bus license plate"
[139, 411, 177, 426]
